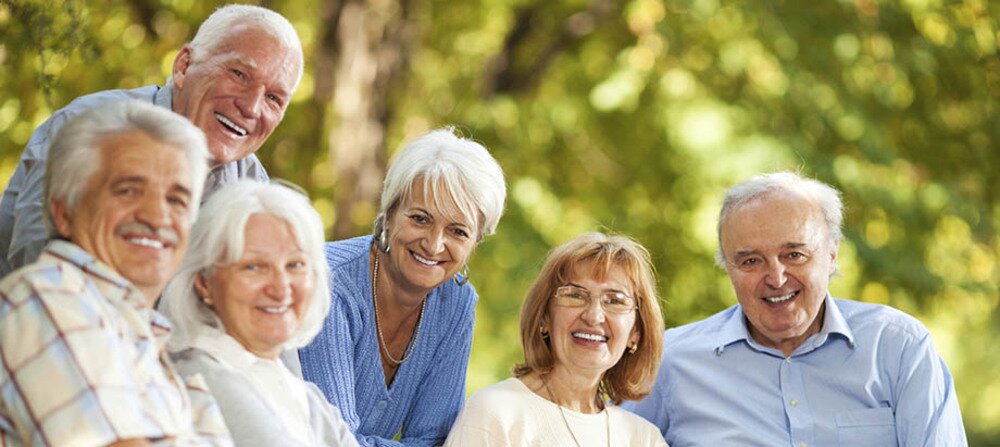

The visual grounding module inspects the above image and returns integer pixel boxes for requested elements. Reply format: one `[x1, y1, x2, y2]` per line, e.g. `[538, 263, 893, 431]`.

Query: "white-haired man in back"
[0, 4, 304, 276]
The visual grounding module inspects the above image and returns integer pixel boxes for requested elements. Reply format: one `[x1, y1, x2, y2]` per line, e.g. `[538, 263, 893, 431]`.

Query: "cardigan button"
[377, 399, 388, 409]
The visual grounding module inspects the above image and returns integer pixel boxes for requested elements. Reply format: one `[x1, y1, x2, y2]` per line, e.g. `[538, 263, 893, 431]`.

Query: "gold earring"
[629, 343, 638, 354]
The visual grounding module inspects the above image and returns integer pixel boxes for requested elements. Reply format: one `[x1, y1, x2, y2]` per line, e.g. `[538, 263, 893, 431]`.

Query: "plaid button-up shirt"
[0, 240, 232, 446]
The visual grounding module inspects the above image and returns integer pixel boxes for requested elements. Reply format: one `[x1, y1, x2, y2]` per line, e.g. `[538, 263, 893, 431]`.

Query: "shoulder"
[1, 257, 95, 314]
[461, 379, 535, 421]
[170, 348, 243, 390]
[325, 236, 373, 272]
[833, 298, 930, 341]
[662, 304, 740, 349]
[610, 406, 665, 440]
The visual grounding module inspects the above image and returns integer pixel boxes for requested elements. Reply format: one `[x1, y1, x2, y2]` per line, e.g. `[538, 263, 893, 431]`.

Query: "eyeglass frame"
[550, 285, 639, 315]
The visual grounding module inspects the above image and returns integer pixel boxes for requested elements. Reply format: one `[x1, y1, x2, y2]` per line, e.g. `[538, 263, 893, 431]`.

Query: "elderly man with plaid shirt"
[0, 101, 232, 446]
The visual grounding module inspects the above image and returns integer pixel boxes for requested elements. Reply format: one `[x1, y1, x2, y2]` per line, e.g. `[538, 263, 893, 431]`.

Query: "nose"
[421, 228, 446, 255]
[764, 260, 787, 288]
[136, 194, 171, 228]
[265, 268, 292, 300]
[236, 84, 266, 117]
[581, 298, 607, 325]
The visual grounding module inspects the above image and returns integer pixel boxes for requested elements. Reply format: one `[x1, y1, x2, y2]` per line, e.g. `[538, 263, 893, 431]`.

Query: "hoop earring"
[454, 264, 470, 286]
[378, 228, 390, 253]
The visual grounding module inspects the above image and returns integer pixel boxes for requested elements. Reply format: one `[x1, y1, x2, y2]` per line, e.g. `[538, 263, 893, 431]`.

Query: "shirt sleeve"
[5, 113, 71, 272]
[620, 335, 671, 439]
[299, 284, 377, 445]
[399, 286, 477, 447]
[1, 279, 173, 446]
[893, 331, 968, 446]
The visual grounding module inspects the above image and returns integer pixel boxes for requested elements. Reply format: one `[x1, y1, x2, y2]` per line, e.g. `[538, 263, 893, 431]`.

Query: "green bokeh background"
[1, 0, 997, 443]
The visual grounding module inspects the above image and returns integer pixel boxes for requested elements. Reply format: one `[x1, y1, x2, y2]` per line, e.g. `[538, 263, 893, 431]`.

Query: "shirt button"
[785, 358, 793, 364]
[790, 399, 799, 407]
[377, 400, 388, 409]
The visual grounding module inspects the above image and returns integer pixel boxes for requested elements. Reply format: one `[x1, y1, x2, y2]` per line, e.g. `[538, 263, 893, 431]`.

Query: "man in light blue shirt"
[0, 5, 304, 277]
[624, 172, 966, 446]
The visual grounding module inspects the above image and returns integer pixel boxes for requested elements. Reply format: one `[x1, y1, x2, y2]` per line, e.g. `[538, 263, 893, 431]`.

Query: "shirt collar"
[154, 82, 173, 110]
[713, 293, 856, 356]
[192, 327, 276, 371]
[42, 239, 174, 337]
[44, 239, 132, 289]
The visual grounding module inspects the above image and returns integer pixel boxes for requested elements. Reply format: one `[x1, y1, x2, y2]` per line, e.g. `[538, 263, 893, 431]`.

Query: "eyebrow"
[734, 242, 809, 259]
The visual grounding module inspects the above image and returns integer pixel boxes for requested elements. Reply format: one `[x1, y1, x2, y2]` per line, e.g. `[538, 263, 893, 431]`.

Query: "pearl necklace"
[372, 252, 426, 365]
[543, 379, 611, 447]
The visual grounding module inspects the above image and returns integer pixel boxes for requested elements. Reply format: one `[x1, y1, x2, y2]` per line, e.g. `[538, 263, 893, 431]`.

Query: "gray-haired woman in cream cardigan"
[159, 181, 359, 447]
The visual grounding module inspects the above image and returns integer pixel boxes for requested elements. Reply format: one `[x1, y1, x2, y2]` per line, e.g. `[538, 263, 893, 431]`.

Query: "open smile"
[572, 331, 608, 343]
[410, 250, 443, 267]
[258, 305, 289, 314]
[215, 113, 248, 136]
[764, 291, 798, 303]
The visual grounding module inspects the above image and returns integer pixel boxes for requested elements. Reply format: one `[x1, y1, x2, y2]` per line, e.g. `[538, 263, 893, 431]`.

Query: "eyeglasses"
[552, 285, 638, 315]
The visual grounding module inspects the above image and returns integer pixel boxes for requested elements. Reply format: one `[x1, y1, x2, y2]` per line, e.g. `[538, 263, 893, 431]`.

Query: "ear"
[50, 199, 73, 239]
[629, 325, 641, 347]
[828, 239, 840, 274]
[171, 46, 193, 89]
[194, 273, 213, 306]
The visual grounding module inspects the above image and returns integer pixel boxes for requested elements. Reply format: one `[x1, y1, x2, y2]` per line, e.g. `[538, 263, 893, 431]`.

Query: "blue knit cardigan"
[299, 236, 477, 446]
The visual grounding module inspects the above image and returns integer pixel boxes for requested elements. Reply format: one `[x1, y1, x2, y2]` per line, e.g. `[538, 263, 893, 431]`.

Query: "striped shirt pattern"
[0, 240, 232, 446]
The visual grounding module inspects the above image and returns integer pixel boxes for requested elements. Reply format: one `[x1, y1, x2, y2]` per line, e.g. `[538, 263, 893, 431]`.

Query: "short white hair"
[44, 100, 210, 236]
[159, 180, 330, 352]
[186, 4, 304, 88]
[715, 171, 844, 267]
[373, 128, 507, 245]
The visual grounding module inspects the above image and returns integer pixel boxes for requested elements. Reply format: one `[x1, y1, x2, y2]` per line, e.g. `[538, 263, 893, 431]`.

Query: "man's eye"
[232, 69, 246, 79]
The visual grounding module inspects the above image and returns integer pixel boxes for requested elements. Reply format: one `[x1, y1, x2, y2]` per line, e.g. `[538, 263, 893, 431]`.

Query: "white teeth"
[260, 306, 288, 314]
[215, 113, 247, 136]
[127, 237, 164, 249]
[572, 332, 608, 342]
[765, 292, 796, 303]
[412, 252, 438, 266]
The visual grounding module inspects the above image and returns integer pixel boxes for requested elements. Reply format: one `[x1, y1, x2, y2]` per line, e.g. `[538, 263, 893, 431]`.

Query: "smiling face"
[546, 263, 640, 377]
[381, 180, 478, 296]
[196, 213, 314, 359]
[53, 131, 195, 304]
[720, 190, 839, 355]
[170, 24, 301, 167]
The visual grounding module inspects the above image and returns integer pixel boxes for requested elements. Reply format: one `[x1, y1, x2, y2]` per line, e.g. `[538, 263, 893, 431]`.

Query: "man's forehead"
[97, 133, 193, 186]
[723, 192, 830, 246]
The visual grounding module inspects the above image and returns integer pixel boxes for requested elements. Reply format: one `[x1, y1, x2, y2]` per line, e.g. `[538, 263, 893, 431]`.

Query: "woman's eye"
[452, 228, 469, 238]
[410, 214, 429, 224]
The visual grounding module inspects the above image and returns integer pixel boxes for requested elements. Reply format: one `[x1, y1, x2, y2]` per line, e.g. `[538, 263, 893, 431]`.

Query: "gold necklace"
[371, 252, 426, 365]
[543, 379, 611, 447]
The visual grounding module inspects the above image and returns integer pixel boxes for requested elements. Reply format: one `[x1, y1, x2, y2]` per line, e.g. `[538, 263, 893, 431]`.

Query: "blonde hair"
[514, 232, 665, 404]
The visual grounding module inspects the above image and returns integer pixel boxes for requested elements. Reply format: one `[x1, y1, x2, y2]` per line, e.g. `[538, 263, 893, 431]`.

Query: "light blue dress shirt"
[0, 84, 269, 277]
[623, 295, 967, 447]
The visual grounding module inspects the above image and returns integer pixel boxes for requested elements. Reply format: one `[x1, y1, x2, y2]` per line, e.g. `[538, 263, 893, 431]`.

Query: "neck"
[373, 249, 428, 312]
[750, 302, 826, 357]
[540, 367, 604, 414]
[139, 286, 162, 309]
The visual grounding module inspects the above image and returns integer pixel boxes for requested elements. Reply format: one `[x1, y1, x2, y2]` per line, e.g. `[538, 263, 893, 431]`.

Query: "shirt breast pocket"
[835, 407, 898, 447]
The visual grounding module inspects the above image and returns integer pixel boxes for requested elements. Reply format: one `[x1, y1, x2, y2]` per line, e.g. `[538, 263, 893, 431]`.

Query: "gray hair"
[44, 100, 210, 237]
[372, 128, 507, 245]
[159, 180, 330, 352]
[184, 4, 304, 88]
[715, 171, 844, 267]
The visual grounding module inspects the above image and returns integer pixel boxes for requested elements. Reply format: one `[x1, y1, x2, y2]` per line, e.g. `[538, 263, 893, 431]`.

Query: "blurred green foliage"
[1, 0, 997, 442]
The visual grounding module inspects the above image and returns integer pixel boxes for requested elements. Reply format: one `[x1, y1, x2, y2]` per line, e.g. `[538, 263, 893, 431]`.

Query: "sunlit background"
[2, 0, 997, 443]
